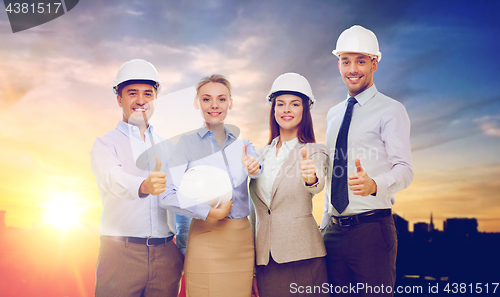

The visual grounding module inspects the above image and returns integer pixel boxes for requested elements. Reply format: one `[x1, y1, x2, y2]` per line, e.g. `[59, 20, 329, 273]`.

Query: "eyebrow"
[200, 94, 228, 97]
[126, 89, 153, 93]
[341, 55, 369, 60]
[277, 99, 301, 103]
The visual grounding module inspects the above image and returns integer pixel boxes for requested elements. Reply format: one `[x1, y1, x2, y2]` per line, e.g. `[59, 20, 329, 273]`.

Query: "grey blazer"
[249, 142, 328, 266]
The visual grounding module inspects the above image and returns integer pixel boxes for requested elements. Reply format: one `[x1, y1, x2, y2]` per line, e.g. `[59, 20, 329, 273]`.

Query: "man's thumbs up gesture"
[241, 143, 260, 175]
[300, 146, 318, 185]
[140, 157, 167, 196]
[348, 158, 377, 196]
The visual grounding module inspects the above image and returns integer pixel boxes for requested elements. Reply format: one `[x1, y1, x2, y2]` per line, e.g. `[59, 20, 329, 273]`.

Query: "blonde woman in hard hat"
[165, 74, 262, 297]
[249, 73, 329, 297]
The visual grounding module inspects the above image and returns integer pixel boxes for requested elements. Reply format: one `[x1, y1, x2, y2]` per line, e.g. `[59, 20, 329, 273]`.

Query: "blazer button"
[268, 209, 271, 215]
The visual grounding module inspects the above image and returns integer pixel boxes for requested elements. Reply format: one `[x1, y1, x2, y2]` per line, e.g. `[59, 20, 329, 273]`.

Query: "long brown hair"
[268, 91, 316, 145]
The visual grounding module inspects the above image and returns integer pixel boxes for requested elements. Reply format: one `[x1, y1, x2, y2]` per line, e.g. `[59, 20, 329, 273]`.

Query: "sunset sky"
[1, 0, 499, 232]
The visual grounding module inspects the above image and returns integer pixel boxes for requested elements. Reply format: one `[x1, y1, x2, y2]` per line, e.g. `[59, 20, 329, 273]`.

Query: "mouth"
[347, 76, 362, 83]
[281, 116, 294, 121]
[207, 112, 222, 117]
[133, 107, 147, 112]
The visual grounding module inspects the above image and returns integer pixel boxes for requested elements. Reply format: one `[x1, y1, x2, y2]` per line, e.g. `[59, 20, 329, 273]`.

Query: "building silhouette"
[392, 213, 408, 234]
[443, 218, 478, 236]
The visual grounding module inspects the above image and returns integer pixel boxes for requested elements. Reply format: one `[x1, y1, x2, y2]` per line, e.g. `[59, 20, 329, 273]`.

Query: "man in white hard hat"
[90, 59, 231, 297]
[321, 26, 413, 296]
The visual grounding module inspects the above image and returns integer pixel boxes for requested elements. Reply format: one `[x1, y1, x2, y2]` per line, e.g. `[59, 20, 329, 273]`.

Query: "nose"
[136, 93, 148, 105]
[284, 104, 291, 113]
[348, 62, 358, 74]
[210, 99, 219, 109]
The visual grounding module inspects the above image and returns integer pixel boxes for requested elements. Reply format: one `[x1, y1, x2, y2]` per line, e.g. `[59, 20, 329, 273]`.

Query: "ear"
[193, 97, 199, 110]
[372, 58, 378, 73]
[117, 95, 122, 107]
[228, 97, 233, 110]
[338, 60, 341, 73]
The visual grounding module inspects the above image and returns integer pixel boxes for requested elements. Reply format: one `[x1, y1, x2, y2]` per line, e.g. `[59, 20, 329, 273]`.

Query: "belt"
[107, 235, 174, 246]
[331, 209, 391, 227]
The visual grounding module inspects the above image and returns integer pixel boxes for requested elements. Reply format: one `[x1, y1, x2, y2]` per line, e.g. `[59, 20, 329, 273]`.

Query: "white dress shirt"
[256, 137, 299, 206]
[90, 121, 207, 237]
[321, 84, 413, 228]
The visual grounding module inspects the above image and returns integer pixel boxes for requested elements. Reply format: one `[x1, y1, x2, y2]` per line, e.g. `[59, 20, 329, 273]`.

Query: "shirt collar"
[116, 121, 153, 137]
[196, 126, 236, 141]
[346, 84, 378, 107]
[270, 136, 299, 150]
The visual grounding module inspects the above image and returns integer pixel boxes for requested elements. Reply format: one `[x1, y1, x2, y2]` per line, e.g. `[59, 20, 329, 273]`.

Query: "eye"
[219, 97, 226, 102]
[129, 92, 137, 96]
[202, 97, 210, 102]
[293, 103, 300, 107]
[277, 103, 284, 107]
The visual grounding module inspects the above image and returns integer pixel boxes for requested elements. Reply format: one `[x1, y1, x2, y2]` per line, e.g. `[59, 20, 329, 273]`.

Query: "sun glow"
[43, 197, 83, 230]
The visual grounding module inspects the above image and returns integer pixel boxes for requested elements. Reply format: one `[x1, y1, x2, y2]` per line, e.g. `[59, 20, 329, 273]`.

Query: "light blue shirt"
[165, 126, 263, 219]
[322, 84, 413, 228]
[90, 121, 207, 237]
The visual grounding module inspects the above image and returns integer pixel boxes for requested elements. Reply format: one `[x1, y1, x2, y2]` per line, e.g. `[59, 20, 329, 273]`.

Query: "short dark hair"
[116, 79, 158, 97]
[268, 92, 316, 145]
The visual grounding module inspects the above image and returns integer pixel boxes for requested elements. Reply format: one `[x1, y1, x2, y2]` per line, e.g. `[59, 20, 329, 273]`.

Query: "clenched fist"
[300, 146, 318, 185]
[241, 143, 260, 176]
[140, 157, 167, 196]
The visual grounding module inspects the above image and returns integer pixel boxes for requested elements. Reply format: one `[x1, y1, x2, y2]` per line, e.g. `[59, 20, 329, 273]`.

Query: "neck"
[126, 119, 149, 141]
[205, 122, 226, 145]
[279, 128, 298, 143]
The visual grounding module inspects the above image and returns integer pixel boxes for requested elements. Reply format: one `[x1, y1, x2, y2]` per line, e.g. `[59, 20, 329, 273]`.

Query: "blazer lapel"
[270, 142, 306, 202]
[254, 145, 271, 207]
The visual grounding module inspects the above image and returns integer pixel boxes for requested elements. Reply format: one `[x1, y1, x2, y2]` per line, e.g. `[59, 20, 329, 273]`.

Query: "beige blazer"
[249, 142, 328, 266]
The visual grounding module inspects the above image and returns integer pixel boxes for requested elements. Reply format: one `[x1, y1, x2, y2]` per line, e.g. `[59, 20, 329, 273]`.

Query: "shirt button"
[268, 209, 271, 215]
[153, 211, 156, 215]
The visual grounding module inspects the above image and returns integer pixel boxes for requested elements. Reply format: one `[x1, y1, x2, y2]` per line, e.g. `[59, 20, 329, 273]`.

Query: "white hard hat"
[178, 165, 232, 208]
[266, 73, 316, 109]
[112, 59, 162, 95]
[332, 25, 382, 62]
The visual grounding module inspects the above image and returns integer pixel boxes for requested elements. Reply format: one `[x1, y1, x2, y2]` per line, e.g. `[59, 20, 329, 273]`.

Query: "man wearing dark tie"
[321, 25, 413, 296]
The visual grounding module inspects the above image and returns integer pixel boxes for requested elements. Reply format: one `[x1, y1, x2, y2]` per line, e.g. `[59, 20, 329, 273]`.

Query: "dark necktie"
[331, 97, 357, 214]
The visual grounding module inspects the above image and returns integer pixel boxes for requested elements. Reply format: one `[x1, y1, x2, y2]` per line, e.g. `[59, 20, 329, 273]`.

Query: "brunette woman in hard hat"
[165, 74, 262, 297]
[249, 73, 329, 296]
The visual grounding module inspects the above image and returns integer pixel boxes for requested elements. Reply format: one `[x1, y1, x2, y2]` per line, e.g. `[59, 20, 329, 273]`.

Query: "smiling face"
[117, 83, 156, 125]
[274, 94, 303, 135]
[338, 53, 378, 97]
[195, 82, 232, 126]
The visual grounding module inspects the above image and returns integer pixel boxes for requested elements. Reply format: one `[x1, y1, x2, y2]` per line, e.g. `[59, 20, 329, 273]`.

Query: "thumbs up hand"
[140, 157, 167, 196]
[300, 146, 318, 185]
[348, 158, 377, 196]
[241, 142, 260, 176]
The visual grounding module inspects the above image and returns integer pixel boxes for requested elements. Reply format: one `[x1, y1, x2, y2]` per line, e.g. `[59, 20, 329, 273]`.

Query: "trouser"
[95, 236, 183, 297]
[322, 215, 397, 297]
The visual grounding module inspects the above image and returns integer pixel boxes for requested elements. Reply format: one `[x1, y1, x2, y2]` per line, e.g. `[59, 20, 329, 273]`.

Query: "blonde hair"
[196, 74, 232, 97]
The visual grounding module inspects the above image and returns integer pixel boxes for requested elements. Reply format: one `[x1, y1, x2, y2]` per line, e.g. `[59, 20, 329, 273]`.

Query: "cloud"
[476, 115, 500, 137]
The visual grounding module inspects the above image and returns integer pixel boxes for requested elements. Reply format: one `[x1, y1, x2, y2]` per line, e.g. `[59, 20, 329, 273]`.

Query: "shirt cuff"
[133, 176, 147, 199]
[193, 203, 211, 220]
[371, 175, 387, 198]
